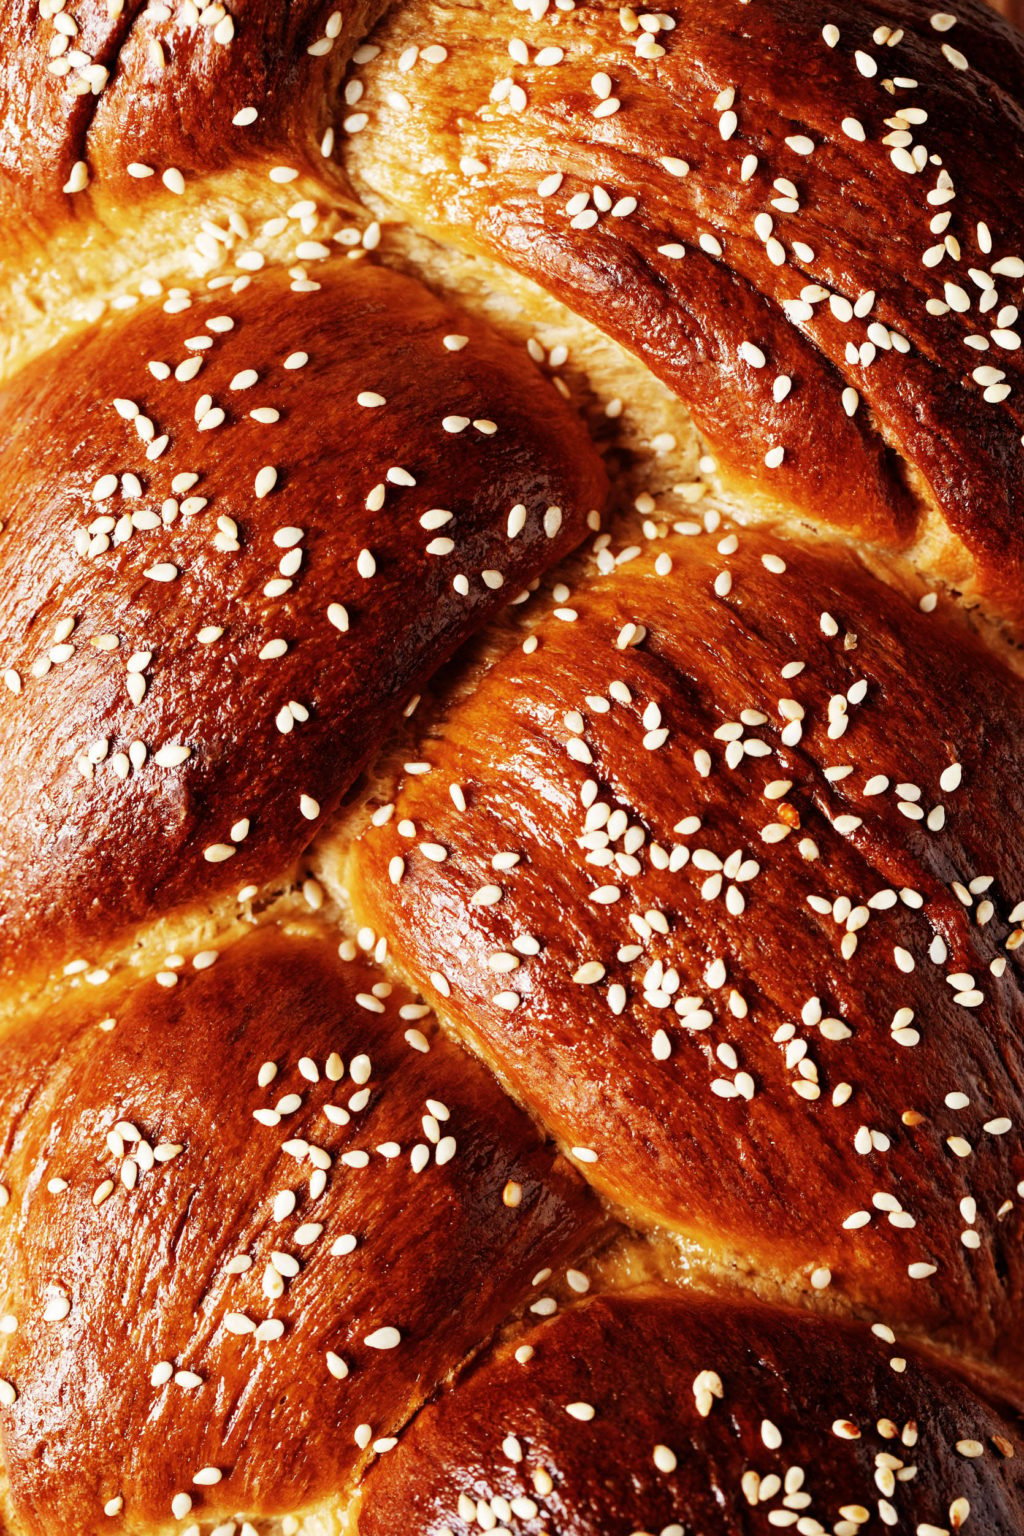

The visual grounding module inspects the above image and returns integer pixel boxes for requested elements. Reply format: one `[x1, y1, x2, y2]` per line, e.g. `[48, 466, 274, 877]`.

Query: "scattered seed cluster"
[0, 257, 601, 966]
[0, 932, 596, 1528]
[343, 0, 1024, 618]
[357, 1292, 1024, 1536]
[351, 512, 1024, 1368]
[0, 0, 1023, 1531]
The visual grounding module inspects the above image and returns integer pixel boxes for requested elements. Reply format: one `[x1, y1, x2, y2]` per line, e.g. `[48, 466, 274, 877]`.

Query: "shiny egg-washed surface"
[0, 1, 1023, 1534]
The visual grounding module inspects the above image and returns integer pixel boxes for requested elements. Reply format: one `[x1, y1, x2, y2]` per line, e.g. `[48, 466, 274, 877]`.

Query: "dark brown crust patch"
[348, 527, 1024, 1366]
[345, 0, 1024, 621]
[359, 1287, 1024, 1536]
[0, 0, 374, 252]
[0, 923, 601, 1533]
[0, 259, 607, 986]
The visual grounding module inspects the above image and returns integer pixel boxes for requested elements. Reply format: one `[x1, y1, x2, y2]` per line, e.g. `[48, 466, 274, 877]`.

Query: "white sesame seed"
[63, 160, 89, 193]
[254, 465, 278, 498]
[364, 1326, 401, 1350]
[653, 1443, 677, 1473]
[203, 843, 236, 863]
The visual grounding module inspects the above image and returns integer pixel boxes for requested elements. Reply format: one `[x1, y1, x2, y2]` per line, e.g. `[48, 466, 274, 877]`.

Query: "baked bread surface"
[0, 0, 1023, 1532]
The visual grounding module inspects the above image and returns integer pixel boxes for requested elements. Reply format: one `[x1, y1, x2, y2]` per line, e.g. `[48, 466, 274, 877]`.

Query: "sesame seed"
[64, 160, 89, 193]
[203, 844, 236, 863]
[153, 745, 191, 768]
[42, 1292, 70, 1322]
[364, 1326, 401, 1350]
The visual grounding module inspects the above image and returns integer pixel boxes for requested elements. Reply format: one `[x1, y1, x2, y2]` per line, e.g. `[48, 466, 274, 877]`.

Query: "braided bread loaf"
[2, 0, 1024, 1532]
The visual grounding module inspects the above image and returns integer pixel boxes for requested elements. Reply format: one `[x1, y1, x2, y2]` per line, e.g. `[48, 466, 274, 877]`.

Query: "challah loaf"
[0, 0, 1023, 1533]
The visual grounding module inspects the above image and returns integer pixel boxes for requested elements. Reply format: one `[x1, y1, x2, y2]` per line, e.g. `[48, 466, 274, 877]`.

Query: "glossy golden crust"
[0, 0, 1022, 1531]
[345, 524, 1024, 1367]
[0, 922, 600, 1534]
[344, 0, 1024, 625]
[0, 0, 371, 265]
[0, 258, 606, 997]
[360, 1287, 1024, 1536]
